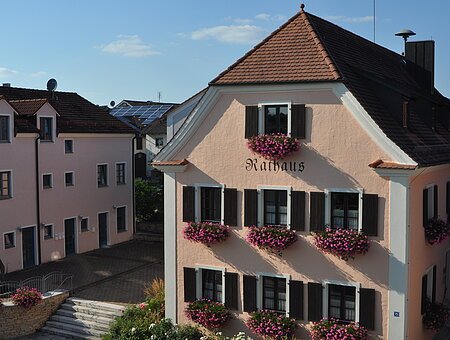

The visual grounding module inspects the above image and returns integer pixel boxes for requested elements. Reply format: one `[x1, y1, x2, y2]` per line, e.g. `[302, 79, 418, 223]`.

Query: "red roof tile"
[9, 99, 48, 115]
[369, 159, 417, 170]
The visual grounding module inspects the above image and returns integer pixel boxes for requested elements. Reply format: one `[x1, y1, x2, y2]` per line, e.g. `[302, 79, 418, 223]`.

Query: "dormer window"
[40, 117, 53, 141]
[0, 116, 10, 142]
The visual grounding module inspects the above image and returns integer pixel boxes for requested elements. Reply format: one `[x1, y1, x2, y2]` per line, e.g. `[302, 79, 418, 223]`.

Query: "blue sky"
[1, 1, 449, 105]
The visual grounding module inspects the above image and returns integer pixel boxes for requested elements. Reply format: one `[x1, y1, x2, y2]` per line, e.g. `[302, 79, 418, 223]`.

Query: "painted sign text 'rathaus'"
[245, 158, 305, 173]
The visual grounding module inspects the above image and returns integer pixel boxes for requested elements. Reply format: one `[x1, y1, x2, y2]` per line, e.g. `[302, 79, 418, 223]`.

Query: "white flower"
[131, 327, 136, 333]
[149, 323, 156, 329]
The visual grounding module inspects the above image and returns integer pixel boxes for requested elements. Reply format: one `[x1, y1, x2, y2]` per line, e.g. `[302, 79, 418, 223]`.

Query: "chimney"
[405, 40, 435, 92]
[2, 83, 11, 87]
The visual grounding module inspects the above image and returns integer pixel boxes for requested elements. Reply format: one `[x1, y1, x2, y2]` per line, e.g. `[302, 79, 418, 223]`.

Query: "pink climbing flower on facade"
[424, 218, 450, 245]
[247, 133, 300, 161]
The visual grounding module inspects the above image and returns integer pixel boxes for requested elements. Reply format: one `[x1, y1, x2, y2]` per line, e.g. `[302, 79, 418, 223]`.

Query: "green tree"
[135, 179, 163, 222]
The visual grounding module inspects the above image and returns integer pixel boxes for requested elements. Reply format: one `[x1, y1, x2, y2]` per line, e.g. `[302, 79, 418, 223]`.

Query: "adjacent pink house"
[0, 85, 134, 273]
[153, 7, 450, 340]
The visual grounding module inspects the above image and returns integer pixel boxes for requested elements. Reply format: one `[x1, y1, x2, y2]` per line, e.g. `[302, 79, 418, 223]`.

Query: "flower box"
[313, 228, 370, 261]
[246, 225, 297, 255]
[185, 299, 230, 330]
[424, 218, 450, 245]
[311, 318, 368, 340]
[246, 310, 296, 339]
[10, 287, 42, 308]
[183, 222, 230, 245]
[423, 301, 449, 331]
[247, 133, 300, 161]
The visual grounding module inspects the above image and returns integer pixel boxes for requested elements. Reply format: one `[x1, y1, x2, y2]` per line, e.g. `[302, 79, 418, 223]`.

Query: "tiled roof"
[9, 99, 48, 115]
[152, 159, 188, 166]
[369, 159, 417, 170]
[210, 9, 450, 166]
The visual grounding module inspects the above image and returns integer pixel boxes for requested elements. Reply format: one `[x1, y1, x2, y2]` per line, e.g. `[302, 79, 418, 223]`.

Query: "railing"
[0, 271, 73, 298]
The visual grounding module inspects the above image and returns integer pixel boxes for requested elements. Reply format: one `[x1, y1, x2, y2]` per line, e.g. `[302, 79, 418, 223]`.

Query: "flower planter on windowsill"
[424, 218, 450, 245]
[185, 299, 230, 330]
[183, 222, 230, 245]
[247, 133, 300, 161]
[246, 310, 297, 339]
[423, 301, 450, 331]
[311, 318, 368, 340]
[313, 228, 370, 261]
[246, 225, 297, 256]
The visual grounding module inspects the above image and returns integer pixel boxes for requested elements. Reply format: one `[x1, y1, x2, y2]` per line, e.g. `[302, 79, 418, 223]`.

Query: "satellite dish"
[110, 100, 116, 107]
[47, 78, 58, 91]
[395, 29, 416, 42]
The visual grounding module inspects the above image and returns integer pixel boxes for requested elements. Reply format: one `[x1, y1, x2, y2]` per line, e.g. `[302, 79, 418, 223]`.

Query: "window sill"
[40, 140, 54, 143]
[116, 182, 126, 186]
[0, 140, 11, 143]
[44, 237, 53, 240]
[97, 185, 109, 188]
[4, 245, 15, 249]
[117, 229, 127, 233]
[43, 187, 53, 189]
[81, 229, 89, 233]
[0, 196, 12, 200]
[65, 152, 74, 154]
[65, 184, 74, 187]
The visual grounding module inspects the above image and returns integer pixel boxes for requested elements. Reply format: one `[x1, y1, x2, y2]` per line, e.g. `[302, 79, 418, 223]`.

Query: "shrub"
[246, 310, 296, 339]
[424, 218, 450, 245]
[11, 287, 42, 308]
[247, 133, 300, 161]
[185, 299, 230, 330]
[106, 305, 157, 340]
[135, 179, 163, 222]
[311, 318, 368, 340]
[423, 301, 449, 330]
[246, 225, 297, 255]
[144, 278, 165, 303]
[183, 222, 230, 245]
[313, 228, 370, 261]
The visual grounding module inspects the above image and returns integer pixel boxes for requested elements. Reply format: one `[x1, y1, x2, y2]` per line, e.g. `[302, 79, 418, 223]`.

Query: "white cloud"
[326, 15, 374, 23]
[98, 35, 160, 57]
[30, 71, 47, 78]
[190, 25, 264, 44]
[254, 13, 285, 21]
[0, 67, 18, 77]
[255, 13, 271, 21]
[225, 16, 253, 24]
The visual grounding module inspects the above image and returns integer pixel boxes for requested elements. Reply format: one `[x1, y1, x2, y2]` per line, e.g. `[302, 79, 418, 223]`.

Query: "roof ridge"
[301, 11, 341, 80]
[9, 98, 48, 103]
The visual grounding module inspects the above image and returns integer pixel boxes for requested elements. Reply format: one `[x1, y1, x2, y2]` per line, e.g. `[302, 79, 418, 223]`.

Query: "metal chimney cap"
[395, 29, 416, 41]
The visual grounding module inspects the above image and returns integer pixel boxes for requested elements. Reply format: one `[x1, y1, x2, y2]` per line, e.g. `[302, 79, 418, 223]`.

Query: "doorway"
[98, 212, 108, 248]
[22, 226, 36, 269]
[64, 218, 76, 256]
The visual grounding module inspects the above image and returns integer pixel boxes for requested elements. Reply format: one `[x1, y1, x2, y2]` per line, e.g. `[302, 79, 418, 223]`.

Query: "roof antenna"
[158, 91, 162, 103]
[395, 29, 416, 55]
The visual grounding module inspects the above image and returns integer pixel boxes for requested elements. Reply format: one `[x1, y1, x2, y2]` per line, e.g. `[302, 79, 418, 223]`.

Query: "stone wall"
[0, 290, 69, 339]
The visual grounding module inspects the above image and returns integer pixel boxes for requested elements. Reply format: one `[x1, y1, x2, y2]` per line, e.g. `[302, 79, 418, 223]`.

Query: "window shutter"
[432, 265, 437, 303]
[244, 189, 258, 226]
[434, 185, 438, 219]
[184, 267, 197, 302]
[421, 274, 428, 314]
[183, 186, 195, 222]
[307, 282, 323, 321]
[289, 280, 304, 320]
[291, 104, 306, 139]
[245, 106, 259, 138]
[362, 194, 378, 236]
[359, 288, 376, 330]
[423, 189, 429, 227]
[310, 192, 325, 232]
[225, 272, 239, 310]
[224, 188, 238, 226]
[291, 191, 305, 231]
[243, 275, 257, 312]
[447, 182, 450, 216]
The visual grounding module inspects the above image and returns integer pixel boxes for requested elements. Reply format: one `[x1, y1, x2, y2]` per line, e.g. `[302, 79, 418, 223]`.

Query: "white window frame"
[115, 162, 127, 185]
[43, 224, 54, 240]
[64, 139, 74, 154]
[64, 171, 75, 187]
[0, 114, 12, 143]
[257, 101, 292, 135]
[116, 205, 127, 232]
[257, 272, 291, 316]
[323, 280, 361, 323]
[3, 230, 16, 250]
[80, 217, 89, 232]
[424, 184, 436, 219]
[97, 163, 109, 188]
[42, 173, 53, 189]
[38, 115, 55, 143]
[195, 265, 226, 304]
[0, 169, 13, 199]
[257, 185, 292, 229]
[194, 183, 225, 224]
[324, 188, 364, 231]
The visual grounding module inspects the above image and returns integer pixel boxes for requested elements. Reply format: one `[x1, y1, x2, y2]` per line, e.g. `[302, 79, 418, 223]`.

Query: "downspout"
[35, 135, 42, 265]
[132, 134, 137, 234]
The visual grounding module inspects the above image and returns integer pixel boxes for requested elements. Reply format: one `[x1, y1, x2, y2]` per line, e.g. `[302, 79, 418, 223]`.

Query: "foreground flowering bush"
[246, 310, 296, 339]
[423, 301, 450, 331]
[313, 228, 370, 261]
[311, 318, 368, 340]
[247, 133, 300, 161]
[246, 225, 297, 255]
[185, 299, 230, 330]
[424, 218, 450, 245]
[11, 286, 42, 308]
[183, 222, 230, 245]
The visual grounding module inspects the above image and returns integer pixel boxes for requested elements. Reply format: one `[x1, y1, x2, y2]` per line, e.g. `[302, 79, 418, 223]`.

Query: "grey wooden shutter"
[291, 104, 306, 139]
[224, 188, 238, 226]
[423, 189, 429, 227]
[432, 265, 437, 303]
[421, 274, 428, 314]
[307, 282, 323, 321]
[289, 280, 304, 320]
[245, 106, 259, 138]
[183, 186, 195, 222]
[362, 194, 378, 236]
[184, 267, 197, 302]
[359, 288, 376, 330]
[244, 189, 258, 226]
[243, 275, 257, 312]
[434, 185, 438, 219]
[291, 191, 305, 231]
[447, 182, 450, 216]
[310, 192, 325, 232]
[225, 272, 239, 310]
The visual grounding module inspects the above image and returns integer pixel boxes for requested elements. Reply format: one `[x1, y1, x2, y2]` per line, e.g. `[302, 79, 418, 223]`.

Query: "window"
[264, 105, 288, 134]
[200, 187, 221, 223]
[117, 206, 126, 232]
[328, 284, 356, 322]
[0, 116, 10, 142]
[136, 137, 143, 150]
[97, 164, 108, 187]
[262, 276, 286, 313]
[40, 117, 53, 141]
[65, 172, 74, 187]
[330, 193, 359, 230]
[424, 186, 437, 221]
[43, 225, 53, 240]
[264, 190, 288, 226]
[155, 137, 164, 147]
[64, 140, 73, 154]
[421, 266, 436, 314]
[4, 232, 15, 249]
[0, 171, 11, 199]
[116, 163, 126, 185]
[80, 218, 89, 232]
[201, 269, 223, 302]
[43, 174, 52, 189]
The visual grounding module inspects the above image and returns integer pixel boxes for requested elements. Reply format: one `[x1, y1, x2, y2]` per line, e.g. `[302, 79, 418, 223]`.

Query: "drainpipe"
[35, 135, 42, 265]
[132, 135, 137, 234]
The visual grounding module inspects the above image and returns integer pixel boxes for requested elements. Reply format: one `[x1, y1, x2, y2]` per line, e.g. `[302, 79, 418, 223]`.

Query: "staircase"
[41, 297, 125, 339]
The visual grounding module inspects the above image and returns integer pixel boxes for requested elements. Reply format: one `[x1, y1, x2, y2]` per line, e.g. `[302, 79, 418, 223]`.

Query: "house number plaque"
[245, 158, 305, 173]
